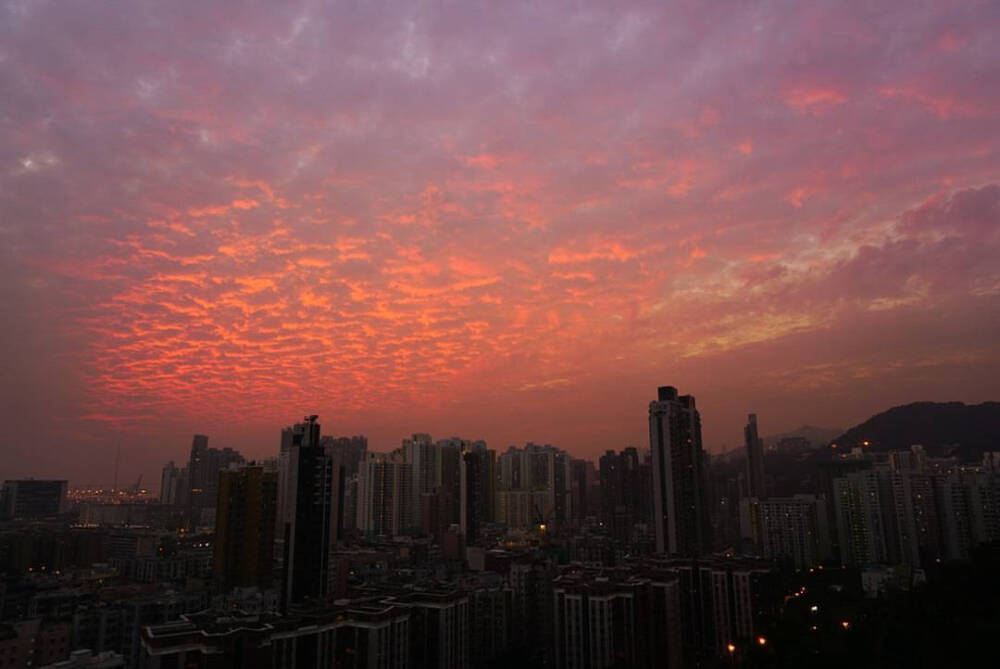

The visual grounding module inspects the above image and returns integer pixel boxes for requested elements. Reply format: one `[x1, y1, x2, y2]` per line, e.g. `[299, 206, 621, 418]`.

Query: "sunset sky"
[1, 1, 998, 486]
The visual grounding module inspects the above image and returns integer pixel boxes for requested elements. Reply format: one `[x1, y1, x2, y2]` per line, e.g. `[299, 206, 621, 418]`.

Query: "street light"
[757, 636, 767, 646]
[727, 643, 736, 653]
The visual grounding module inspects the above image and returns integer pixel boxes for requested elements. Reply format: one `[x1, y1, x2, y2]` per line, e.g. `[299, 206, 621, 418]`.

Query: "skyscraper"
[213, 463, 278, 590]
[159, 461, 188, 506]
[569, 458, 595, 526]
[404, 433, 438, 524]
[749, 494, 831, 568]
[186, 434, 210, 508]
[832, 469, 888, 566]
[744, 414, 766, 499]
[460, 448, 495, 542]
[278, 415, 343, 609]
[186, 434, 244, 512]
[356, 450, 414, 536]
[319, 435, 367, 537]
[0, 480, 68, 519]
[649, 386, 710, 556]
[496, 443, 572, 531]
[599, 448, 641, 543]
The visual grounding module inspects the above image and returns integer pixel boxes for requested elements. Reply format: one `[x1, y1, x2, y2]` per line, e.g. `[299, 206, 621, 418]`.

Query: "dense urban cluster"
[2, 386, 999, 668]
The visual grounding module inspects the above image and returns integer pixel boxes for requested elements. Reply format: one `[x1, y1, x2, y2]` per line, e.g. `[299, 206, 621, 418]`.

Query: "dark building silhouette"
[279, 415, 344, 609]
[553, 449, 573, 529]
[187, 435, 244, 511]
[745, 414, 766, 499]
[638, 450, 654, 528]
[649, 386, 710, 556]
[319, 435, 367, 536]
[439, 443, 463, 526]
[213, 464, 278, 590]
[599, 448, 641, 543]
[569, 458, 594, 526]
[816, 457, 873, 562]
[661, 556, 780, 661]
[460, 449, 494, 543]
[1, 480, 67, 519]
[159, 461, 188, 506]
[553, 566, 683, 669]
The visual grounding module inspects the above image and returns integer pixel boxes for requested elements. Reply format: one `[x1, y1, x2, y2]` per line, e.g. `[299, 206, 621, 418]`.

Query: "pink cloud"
[782, 86, 847, 113]
[0, 0, 997, 484]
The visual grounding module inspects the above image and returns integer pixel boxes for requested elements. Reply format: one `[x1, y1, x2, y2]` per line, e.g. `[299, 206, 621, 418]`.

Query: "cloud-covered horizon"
[1, 1, 998, 484]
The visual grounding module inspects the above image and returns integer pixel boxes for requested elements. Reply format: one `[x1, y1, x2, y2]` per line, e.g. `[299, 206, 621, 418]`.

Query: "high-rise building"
[496, 443, 572, 531]
[969, 470, 1000, 546]
[438, 442, 463, 526]
[832, 469, 888, 566]
[552, 566, 683, 669]
[394, 590, 471, 669]
[404, 433, 437, 493]
[661, 556, 779, 660]
[319, 435, 367, 536]
[213, 464, 278, 590]
[187, 435, 210, 508]
[816, 457, 873, 562]
[744, 414, 766, 499]
[186, 435, 244, 511]
[638, 450, 654, 528]
[552, 450, 572, 528]
[936, 472, 975, 561]
[280, 418, 320, 453]
[460, 448, 495, 543]
[404, 433, 438, 527]
[159, 461, 188, 506]
[599, 448, 641, 543]
[356, 451, 414, 536]
[278, 415, 344, 609]
[569, 458, 595, 526]
[649, 386, 710, 556]
[1, 480, 68, 519]
[744, 494, 831, 568]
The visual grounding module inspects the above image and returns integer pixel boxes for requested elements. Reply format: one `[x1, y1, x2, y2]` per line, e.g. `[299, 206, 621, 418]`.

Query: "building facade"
[649, 386, 710, 556]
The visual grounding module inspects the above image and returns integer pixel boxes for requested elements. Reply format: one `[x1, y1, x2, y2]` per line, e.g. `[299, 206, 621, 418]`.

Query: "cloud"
[0, 0, 998, 483]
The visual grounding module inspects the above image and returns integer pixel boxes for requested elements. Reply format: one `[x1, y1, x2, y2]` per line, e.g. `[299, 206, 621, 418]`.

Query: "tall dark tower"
[649, 386, 710, 556]
[744, 414, 766, 499]
[279, 415, 343, 610]
[460, 448, 495, 543]
[599, 447, 640, 543]
[213, 464, 278, 590]
[187, 434, 210, 508]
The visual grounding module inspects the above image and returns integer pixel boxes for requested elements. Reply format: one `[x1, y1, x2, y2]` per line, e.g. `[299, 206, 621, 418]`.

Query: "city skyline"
[3, 1, 999, 487]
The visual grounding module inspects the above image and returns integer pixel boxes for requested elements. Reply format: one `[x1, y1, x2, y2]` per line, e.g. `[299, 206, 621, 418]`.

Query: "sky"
[1, 0, 998, 487]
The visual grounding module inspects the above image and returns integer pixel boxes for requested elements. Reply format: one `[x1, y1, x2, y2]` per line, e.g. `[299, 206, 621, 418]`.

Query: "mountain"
[832, 401, 1000, 459]
[763, 425, 843, 450]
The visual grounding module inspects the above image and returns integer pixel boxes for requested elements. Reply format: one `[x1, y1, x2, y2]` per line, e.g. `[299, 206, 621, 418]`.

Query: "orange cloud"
[548, 241, 638, 264]
[782, 86, 847, 113]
